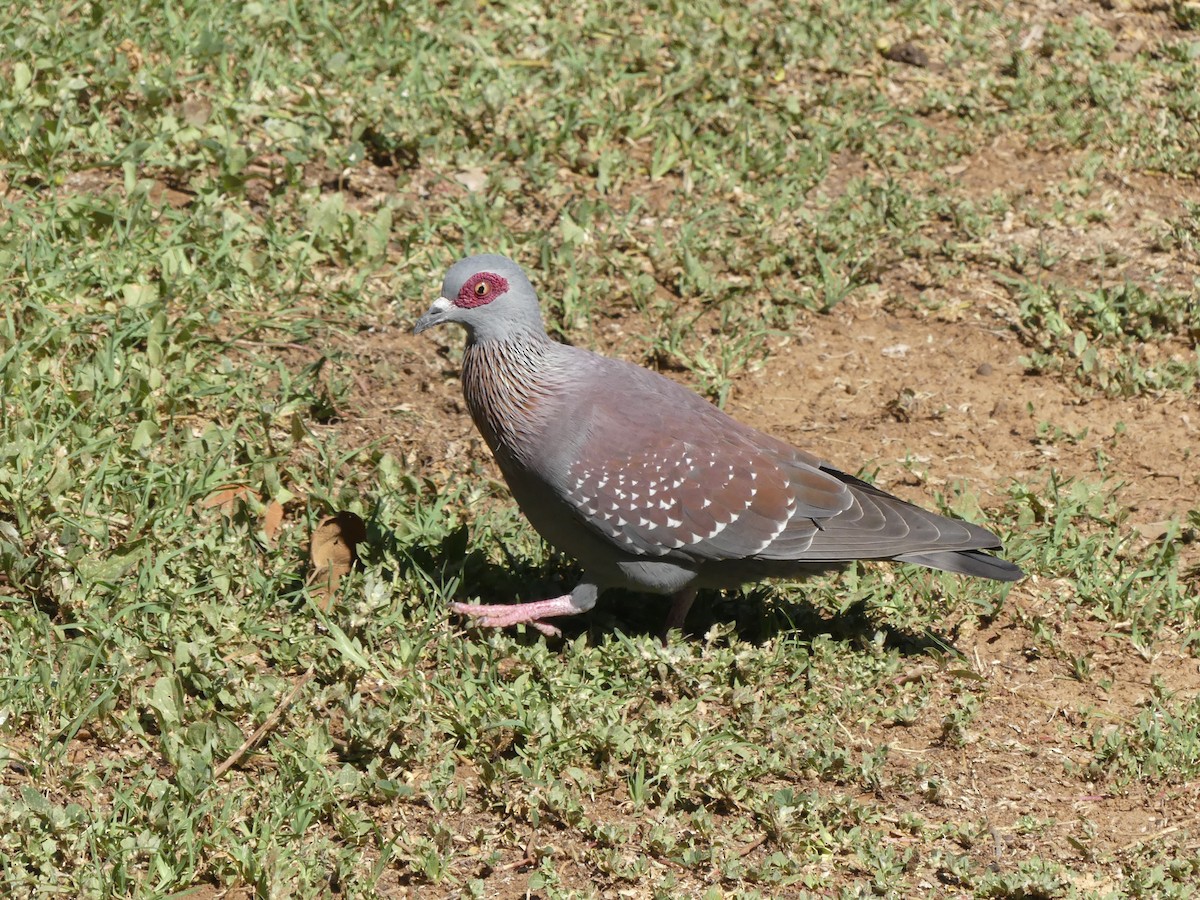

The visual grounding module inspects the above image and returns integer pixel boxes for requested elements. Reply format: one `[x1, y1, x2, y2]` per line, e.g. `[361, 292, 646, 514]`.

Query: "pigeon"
[414, 254, 1022, 636]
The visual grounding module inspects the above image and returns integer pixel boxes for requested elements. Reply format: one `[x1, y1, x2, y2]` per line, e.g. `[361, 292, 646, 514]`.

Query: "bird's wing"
[557, 353, 1008, 566]
[561, 429, 852, 561]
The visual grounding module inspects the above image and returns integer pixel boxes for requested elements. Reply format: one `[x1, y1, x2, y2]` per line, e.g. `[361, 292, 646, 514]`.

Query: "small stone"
[453, 167, 488, 192]
[882, 41, 929, 68]
[886, 387, 919, 423]
[976, 362, 994, 376]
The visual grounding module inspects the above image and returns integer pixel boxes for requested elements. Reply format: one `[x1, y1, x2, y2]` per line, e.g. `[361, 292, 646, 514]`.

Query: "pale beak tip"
[413, 296, 452, 335]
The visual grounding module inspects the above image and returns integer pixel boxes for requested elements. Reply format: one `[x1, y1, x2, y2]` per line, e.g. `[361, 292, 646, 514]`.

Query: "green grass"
[3, 0, 1200, 896]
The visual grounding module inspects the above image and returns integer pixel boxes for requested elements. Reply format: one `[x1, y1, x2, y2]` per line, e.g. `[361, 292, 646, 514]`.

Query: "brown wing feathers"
[566, 427, 1007, 567]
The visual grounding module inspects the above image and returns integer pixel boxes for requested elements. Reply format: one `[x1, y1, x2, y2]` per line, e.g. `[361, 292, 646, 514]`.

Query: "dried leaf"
[309, 511, 366, 609]
[262, 501, 284, 544]
[200, 484, 255, 516]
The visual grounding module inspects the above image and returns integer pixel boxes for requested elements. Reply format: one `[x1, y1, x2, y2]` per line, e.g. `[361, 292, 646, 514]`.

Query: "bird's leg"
[661, 587, 698, 640]
[451, 583, 598, 638]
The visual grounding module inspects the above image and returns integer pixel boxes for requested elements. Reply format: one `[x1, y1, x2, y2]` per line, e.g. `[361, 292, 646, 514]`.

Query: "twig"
[492, 831, 540, 872]
[1119, 824, 1181, 853]
[230, 338, 319, 353]
[736, 834, 768, 858]
[213, 668, 316, 779]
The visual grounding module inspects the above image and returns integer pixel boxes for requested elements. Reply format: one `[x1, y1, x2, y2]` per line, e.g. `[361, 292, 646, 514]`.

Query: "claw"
[449, 587, 598, 638]
[450, 600, 567, 637]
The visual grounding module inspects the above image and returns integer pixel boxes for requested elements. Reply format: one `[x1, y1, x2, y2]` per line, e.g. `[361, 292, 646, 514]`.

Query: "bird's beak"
[413, 296, 452, 335]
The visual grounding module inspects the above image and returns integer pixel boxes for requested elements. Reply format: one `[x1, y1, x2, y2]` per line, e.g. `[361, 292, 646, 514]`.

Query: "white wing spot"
[704, 520, 729, 540]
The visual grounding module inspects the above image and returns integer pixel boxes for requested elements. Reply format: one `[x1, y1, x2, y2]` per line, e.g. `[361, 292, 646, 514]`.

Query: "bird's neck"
[461, 332, 562, 465]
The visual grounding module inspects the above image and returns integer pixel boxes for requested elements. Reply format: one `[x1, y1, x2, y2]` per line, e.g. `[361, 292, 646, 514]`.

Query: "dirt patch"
[873, 608, 1200, 859]
[732, 300, 1197, 527]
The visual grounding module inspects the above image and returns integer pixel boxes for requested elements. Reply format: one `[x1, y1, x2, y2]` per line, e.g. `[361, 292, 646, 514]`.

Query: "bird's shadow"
[592, 584, 962, 659]
[396, 529, 963, 658]
[365, 503, 965, 659]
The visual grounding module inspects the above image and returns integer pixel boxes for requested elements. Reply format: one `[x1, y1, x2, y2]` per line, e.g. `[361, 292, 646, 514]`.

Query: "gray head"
[413, 254, 546, 344]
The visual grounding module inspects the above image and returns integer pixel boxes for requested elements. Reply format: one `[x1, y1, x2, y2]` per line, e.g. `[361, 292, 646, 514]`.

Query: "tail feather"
[895, 549, 1024, 582]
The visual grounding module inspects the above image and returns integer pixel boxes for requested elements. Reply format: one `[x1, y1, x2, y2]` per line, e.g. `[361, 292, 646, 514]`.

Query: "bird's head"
[414, 254, 545, 343]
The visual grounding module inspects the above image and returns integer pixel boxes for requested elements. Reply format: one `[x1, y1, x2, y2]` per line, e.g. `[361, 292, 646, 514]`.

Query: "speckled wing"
[562, 428, 1012, 567]
[562, 431, 854, 561]
[554, 351, 1014, 573]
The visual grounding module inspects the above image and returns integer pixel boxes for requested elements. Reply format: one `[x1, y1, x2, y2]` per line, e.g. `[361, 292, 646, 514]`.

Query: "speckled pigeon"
[414, 254, 1023, 637]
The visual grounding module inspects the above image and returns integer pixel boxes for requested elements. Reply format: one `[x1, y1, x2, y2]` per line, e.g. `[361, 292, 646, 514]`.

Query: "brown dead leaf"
[147, 180, 195, 209]
[262, 501, 284, 545]
[116, 38, 144, 72]
[309, 511, 367, 610]
[200, 484, 255, 516]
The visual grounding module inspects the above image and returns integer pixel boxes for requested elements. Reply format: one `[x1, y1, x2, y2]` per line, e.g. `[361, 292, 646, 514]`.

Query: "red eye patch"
[455, 272, 509, 308]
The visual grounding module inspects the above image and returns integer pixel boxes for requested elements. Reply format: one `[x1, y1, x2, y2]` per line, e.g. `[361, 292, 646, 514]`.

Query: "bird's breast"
[461, 339, 561, 467]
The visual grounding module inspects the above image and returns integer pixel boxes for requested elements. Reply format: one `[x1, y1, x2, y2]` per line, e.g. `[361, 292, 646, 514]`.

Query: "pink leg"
[451, 593, 592, 638]
[662, 588, 698, 638]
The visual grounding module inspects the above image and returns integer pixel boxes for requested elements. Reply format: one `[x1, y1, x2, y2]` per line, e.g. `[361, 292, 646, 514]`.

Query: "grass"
[2, 0, 1200, 896]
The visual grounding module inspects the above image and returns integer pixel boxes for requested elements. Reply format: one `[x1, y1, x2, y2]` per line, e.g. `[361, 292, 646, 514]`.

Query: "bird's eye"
[455, 271, 508, 307]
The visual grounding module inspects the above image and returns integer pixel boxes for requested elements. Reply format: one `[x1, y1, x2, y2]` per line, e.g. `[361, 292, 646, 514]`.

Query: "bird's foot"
[450, 595, 585, 637]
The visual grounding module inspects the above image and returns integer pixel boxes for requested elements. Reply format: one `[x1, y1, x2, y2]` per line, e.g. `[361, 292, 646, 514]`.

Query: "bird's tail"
[895, 549, 1024, 582]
